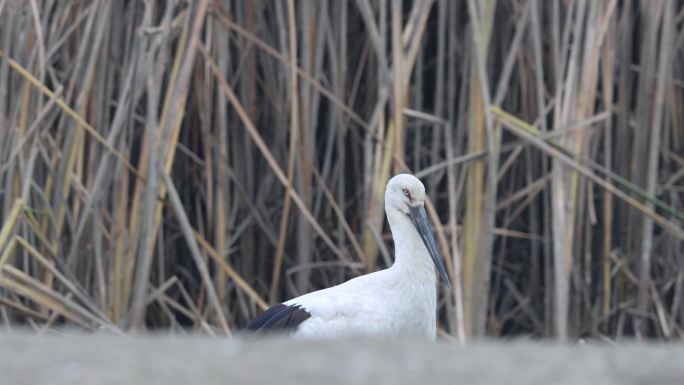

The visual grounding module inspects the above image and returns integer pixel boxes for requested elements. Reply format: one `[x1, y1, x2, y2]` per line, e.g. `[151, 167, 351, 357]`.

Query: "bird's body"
[284, 261, 437, 338]
[246, 174, 450, 339]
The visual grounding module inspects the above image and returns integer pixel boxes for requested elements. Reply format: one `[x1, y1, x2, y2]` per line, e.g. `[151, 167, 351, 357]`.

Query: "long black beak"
[409, 205, 451, 288]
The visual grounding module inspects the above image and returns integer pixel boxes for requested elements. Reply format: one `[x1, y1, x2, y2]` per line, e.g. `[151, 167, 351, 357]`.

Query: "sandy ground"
[1, 332, 682, 385]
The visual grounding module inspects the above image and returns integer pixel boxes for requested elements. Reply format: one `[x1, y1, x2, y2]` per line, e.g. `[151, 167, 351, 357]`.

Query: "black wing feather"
[244, 304, 311, 334]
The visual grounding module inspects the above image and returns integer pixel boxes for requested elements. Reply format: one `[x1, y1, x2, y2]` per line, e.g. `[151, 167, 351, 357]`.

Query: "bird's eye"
[402, 188, 411, 198]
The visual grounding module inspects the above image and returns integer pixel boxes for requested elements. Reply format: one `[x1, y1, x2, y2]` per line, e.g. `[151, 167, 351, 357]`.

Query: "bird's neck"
[385, 208, 436, 279]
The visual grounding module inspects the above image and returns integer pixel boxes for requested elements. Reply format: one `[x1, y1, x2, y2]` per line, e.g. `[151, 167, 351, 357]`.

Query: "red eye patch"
[402, 188, 412, 202]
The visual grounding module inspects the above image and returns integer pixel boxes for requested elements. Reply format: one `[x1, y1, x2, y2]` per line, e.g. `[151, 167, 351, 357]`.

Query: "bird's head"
[385, 174, 451, 288]
[385, 173, 426, 214]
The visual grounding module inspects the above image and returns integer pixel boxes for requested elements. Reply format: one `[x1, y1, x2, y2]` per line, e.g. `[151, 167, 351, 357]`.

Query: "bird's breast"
[387, 277, 437, 337]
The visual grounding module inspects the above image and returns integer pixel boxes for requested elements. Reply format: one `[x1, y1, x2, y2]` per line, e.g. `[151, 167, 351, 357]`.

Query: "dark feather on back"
[244, 304, 311, 334]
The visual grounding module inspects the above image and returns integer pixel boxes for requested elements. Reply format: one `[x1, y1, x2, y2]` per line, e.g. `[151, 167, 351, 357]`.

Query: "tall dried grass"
[0, 0, 683, 340]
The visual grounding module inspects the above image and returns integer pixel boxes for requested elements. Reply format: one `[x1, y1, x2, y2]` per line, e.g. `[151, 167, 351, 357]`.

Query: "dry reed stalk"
[200, 41, 354, 267]
[462, 0, 498, 337]
[493, 107, 684, 241]
[269, 0, 300, 303]
[636, 0, 674, 337]
[161, 168, 230, 333]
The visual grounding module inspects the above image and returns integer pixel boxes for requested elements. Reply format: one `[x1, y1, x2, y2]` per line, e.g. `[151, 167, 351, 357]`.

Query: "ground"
[1, 332, 682, 385]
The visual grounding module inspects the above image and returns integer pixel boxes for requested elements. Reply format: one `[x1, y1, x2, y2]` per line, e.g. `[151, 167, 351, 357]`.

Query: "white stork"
[245, 174, 451, 339]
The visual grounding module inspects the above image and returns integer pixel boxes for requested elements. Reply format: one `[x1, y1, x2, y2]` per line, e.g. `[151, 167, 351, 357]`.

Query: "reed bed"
[0, 0, 682, 341]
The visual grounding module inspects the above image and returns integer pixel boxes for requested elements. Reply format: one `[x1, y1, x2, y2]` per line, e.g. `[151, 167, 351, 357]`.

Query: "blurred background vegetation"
[0, 0, 683, 341]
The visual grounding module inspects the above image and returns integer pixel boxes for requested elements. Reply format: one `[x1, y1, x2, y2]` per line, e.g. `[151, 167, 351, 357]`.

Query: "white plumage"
[246, 174, 450, 339]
